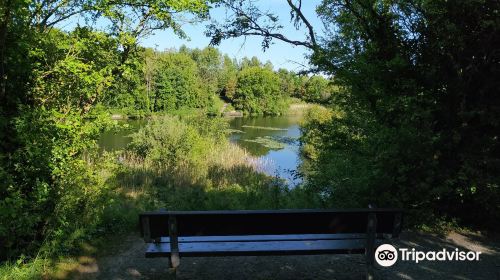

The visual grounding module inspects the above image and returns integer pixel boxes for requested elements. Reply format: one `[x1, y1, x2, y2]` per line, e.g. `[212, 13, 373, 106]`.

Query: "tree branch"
[286, 0, 317, 48]
[209, 0, 317, 50]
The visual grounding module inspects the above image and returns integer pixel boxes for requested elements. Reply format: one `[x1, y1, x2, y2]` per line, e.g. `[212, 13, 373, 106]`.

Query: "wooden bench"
[140, 208, 403, 279]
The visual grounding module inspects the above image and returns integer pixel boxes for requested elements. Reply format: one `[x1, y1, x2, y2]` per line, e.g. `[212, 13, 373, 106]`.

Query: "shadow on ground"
[63, 231, 499, 280]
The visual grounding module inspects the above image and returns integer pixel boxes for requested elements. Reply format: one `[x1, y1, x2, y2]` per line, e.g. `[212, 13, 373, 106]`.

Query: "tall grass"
[115, 115, 296, 211]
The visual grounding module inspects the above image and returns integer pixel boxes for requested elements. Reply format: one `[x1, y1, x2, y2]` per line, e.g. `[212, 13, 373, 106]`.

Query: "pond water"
[98, 119, 145, 152]
[98, 115, 303, 186]
[228, 115, 303, 186]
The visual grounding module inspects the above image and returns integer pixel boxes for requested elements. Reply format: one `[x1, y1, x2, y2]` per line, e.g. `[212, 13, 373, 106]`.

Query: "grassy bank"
[104, 99, 314, 122]
[0, 115, 317, 279]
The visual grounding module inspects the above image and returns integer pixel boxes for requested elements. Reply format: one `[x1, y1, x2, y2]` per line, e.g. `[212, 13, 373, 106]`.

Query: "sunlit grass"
[287, 101, 314, 115]
[0, 258, 47, 280]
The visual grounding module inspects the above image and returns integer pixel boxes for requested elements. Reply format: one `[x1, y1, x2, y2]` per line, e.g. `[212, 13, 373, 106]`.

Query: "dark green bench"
[140, 208, 403, 279]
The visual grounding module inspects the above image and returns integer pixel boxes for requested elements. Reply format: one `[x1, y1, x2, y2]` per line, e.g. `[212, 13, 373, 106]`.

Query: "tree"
[0, 0, 213, 261]
[234, 66, 286, 115]
[153, 52, 205, 111]
[188, 46, 224, 96]
[143, 48, 159, 112]
[303, 75, 331, 103]
[240, 56, 262, 69]
[220, 55, 238, 100]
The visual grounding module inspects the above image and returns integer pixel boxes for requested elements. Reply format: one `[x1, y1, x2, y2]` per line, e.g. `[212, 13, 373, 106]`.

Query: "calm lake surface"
[98, 115, 303, 186]
[228, 115, 302, 186]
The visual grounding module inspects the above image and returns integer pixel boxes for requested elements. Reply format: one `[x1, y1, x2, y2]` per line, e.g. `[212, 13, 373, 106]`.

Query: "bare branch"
[285, 0, 317, 48]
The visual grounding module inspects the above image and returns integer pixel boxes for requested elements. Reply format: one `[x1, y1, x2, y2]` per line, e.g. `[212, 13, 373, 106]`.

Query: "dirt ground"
[65, 231, 500, 280]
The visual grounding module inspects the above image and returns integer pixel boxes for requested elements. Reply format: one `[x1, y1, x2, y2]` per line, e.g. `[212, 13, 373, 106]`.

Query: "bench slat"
[142, 209, 402, 215]
[140, 210, 403, 239]
[145, 239, 366, 258]
[157, 233, 373, 243]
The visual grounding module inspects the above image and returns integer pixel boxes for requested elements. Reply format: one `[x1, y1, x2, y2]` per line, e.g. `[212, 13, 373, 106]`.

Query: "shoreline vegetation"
[107, 100, 314, 120]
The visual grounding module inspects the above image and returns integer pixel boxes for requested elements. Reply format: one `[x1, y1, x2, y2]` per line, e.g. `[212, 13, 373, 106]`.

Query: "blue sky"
[141, 1, 324, 71]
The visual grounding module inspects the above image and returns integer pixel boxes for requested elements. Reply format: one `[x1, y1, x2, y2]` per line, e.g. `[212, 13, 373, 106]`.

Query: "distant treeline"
[101, 44, 337, 115]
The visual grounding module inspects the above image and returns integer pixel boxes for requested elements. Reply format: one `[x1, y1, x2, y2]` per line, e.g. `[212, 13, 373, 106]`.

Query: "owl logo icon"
[375, 244, 398, 267]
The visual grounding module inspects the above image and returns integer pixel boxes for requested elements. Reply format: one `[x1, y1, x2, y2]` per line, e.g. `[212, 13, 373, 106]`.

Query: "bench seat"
[146, 234, 371, 257]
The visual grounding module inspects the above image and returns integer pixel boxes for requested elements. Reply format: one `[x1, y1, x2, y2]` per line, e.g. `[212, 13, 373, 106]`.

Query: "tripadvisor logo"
[374, 244, 481, 267]
[375, 244, 398, 267]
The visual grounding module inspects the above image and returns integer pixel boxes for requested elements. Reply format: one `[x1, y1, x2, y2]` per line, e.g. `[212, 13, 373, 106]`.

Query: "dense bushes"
[127, 115, 224, 174]
[0, 108, 111, 260]
[299, 0, 500, 228]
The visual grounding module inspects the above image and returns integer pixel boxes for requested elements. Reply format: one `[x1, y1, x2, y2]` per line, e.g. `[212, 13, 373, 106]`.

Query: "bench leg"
[366, 263, 374, 280]
[168, 256, 179, 279]
[366, 241, 375, 280]
[366, 208, 377, 280]
[169, 253, 180, 269]
[168, 214, 180, 278]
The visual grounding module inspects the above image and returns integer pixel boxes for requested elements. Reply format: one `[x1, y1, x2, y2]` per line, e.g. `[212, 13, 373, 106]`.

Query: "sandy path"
[67, 231, 500, 280]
